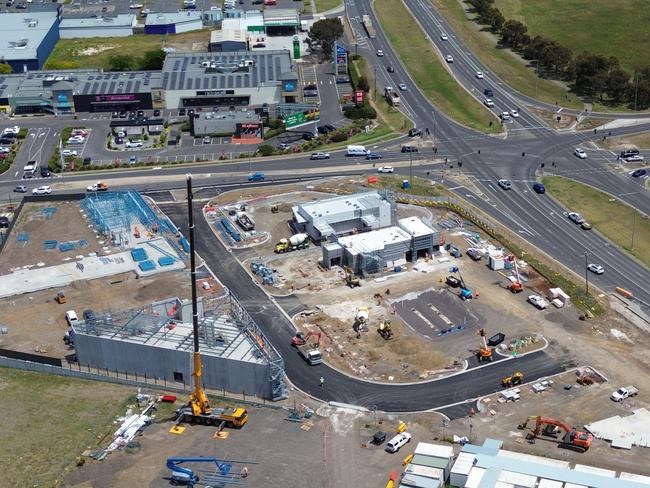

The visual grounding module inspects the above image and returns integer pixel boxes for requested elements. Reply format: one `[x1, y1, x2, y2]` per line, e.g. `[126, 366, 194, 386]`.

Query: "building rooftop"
[60, 14, 136, 29]
[297, 191, 387, 221]
[263, 8, 299, 26]
[145, 10, 202, 26]
[210, 27, 248, 44]
[398, 216, 437, 238]
[337, 226, 411, 254]
[0, 11, 59, 61]
[161, 50, 293, 91]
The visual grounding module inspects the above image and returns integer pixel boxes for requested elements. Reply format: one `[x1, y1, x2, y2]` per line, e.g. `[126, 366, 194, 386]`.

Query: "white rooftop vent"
[28, 20, 38, 28]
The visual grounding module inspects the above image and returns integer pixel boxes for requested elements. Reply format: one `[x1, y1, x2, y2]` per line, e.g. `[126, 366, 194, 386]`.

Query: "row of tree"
[107, 49, 167, 72]
[467, 0, 649, 109]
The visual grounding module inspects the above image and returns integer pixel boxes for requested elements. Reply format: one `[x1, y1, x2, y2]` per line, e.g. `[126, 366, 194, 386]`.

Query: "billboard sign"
[94, 94, 136, 102]
[355, 90, 364, 104]
[284, 112, 306, 128]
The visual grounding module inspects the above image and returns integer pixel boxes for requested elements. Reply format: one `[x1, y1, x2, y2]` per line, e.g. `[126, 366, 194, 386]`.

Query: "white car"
[377, 166, 394, 173]
[3, 126, 19, 134]
[527, 294, 548, 310]
[510, 109, 519, 118]
[125, 140, 143, 148]
[475, 71, 484, 79]
[129, 3, 143, 8]
[574, 148, 587, 159]
[624, 154, 644, 162]
[376, 49, 384, 57]
[67, 138, 85, 145]
[0, 146, 10, 153]
[32, 185, 52, 195]
[497, 179, 512, 190]
[440, 33, 448, 41]
[483, 98, 494, 108]
[568, 212, 584, 224]
[385, 432, 411, 453]
[588, 263, 604, 275]
[398, 83, 407, 91]
[445, 55, 454, 63]
[500, 112, 510, 120]
[61, 149, 77, 157]
[65, 310, 78, 326]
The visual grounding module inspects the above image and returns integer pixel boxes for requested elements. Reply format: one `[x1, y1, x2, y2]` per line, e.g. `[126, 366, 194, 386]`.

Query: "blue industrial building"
[0, 12, 60, 72]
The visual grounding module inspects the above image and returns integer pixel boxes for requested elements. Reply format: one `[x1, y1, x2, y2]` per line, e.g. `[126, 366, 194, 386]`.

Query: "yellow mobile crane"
[172, 174, 248, 434]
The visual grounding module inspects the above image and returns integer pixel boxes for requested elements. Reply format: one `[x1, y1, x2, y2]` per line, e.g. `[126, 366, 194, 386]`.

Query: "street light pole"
[634, 71, 639, 112]
[631, 211, 636, 250]
[409, 149, 413, 186]
[373, 65, 377, 102]
[584, 251, 589, 295]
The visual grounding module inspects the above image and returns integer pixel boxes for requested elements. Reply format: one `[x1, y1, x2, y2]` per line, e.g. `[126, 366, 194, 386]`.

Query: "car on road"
[202, 136, 211, 144]
[87, 181, 109, 192]
[401, 145, 418, 153]
[500, 112, 510, 120]
[32, 185, 52, 195]
[14, 185, 27, 193]
[483, 98, 494, 108]
[129, 3, 143, 8]
[445, 54, 454, 63]
[532, 182, 545, 194]
[385, 432, 411, 453]
[497, 179, 512, 190]
[398, 83, 407, 91]
[310, 152, 330, 160]
[588, 263, 604, 275]
[574, 147, 587, 159]
[179, 108, 186, 116]
[620, 148, 639, 158]
[377, 166, 394, 173]
[40, 167, 51, 177]
[386, 65, 395, 73]
[408, 128, 422, 137]
[475, 71, 484, 79]
[484, 88, 494, 97]
[153, 109, 161, 117]
[365, 153, 383, 160]
[510, 109, 519, 118]
[247, 172, 265, 182]
[624, 154, 644, 162]
[528, 294, 549, 310]
[568, 212, 585, 224]
[631, 168, 647, 177]
[440, 33, 448, 41]
[581, 221, 592, 230]
[0, 216, 9, 228]
[376, 49, 384, 57]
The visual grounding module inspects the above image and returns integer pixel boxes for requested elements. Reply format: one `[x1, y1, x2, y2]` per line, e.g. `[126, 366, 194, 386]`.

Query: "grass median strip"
[542, 176, 650, 268]
[374, 0, 500, 134]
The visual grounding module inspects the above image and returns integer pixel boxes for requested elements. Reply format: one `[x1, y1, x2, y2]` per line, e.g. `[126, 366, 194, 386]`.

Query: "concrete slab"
[0, 237, 184, 298]
[585, 408, 650, 448]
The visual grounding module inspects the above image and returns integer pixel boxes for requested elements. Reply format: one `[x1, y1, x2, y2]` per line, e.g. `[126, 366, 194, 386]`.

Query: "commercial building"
[73, 293, 287, 401]
[263, 8, 299, 35]
[0, 12, 60, 72]
[144, 11, 203, 35]
[292, 191, 395, 242]
[190, 109, 263, 142]
[448, 438, 650, 488]
[59, 15, 136, 38]
[209, 28, 248, 52]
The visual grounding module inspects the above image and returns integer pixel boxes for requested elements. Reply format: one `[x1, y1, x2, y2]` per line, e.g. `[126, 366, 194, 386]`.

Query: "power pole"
[584, 252, 589, 295]
[373, 65, 377, 102]
[409, 149, 413, 186]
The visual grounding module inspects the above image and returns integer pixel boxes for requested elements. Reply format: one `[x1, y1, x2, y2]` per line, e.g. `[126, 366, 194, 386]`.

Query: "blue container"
[402, 180, 411, 189]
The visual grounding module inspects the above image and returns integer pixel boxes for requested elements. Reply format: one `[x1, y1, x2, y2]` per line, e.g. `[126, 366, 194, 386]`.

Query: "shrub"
[257, 144, 275, 157]
[344, 105, 377, 119]
[330, 131, 348, 143]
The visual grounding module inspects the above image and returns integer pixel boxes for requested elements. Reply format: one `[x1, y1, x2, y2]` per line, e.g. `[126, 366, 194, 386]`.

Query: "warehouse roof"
[0, 12, 59, 61]
[161, 50, 293, 91]
[263, 8, 299, 26]
[210, 27, 248, 44]
[337, 226, 411, 254]
[297, 191, 387, 221]
[145, 10, 202, 26]
[398, 216, 437, 238]
[60, 14, 136, 29]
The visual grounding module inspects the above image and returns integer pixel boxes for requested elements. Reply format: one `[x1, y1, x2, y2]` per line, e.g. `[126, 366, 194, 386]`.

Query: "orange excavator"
[477, 328, 493, 362]
[291, 330, 322, 347]
[506, 254, 523, 293]
[518, 416, 593, 453]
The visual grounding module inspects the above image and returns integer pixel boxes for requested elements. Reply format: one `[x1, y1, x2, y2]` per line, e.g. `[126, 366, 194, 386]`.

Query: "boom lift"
[173, 174, 248, 432]
[518, 416, 593, 453]
[506, 254, 523, 293]
[477, 328, 493, 362]
[449, 266, 473, 300]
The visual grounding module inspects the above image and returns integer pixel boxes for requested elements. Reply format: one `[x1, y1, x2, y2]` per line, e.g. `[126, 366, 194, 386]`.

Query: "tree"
[140, 49, 166, 70]
[574, 52, 614, 98]
[0, 62, 12, 74]
[307, 18, 344, 60]
[628, 68, 650, 110]
[606, 68, 630, 103]
[486, 8, 505, 32]
[357, 76, 370, 92]
[500, 20, 528, 50]
[523, 35, 549, 61]
[108, 54, 135, 71]
[257, 144, 274, 156]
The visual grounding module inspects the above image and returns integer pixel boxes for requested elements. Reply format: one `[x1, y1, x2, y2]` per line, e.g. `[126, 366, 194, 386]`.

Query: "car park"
[527, 294, 549, 310]
[445, 55, 454, 63]
[32, 186, 52, 195]
[532, 183, 545, 194]
[366, 153, 383, 160]
[317, 126, 328, 135]
[119, 111, 127, 118]
[408, 128, 422, 137]
[631, 168, 647, 177]
[401, 146, 418, 153]
[483, 98, 494, 108]
[624, 154, 644, 162]
[574, 148, 587, 159]
[125, 140, 143, 148]
[65, 310, 78, 326]
[324, 124, 336, 132]
[510, 109, 519, 118]
[398, 83, 407, 91]
[247, 172, 265, 182]
[475, 71, 484, 79]
[588, 263, 604, 275]
[385, 432, 411, 453]
[302, 132, 315, 141]
[14, 185, 27, 193]
[111, 112, 119, 118]
[179, 108, 186, 116]
[466, 248, 482, 261]
[440, 33, 448, 41]
[0, 138, 14, 145]
[310, 152, 330, 160]
[497, 179, 512, 190]
[568, 212, 584, 224]
[376, 50, 384, 56]
[83, 157, 92, 165]
[115, 137, 124, 145]
[377, 166, 394, 173]
[137, 110, 144, 117]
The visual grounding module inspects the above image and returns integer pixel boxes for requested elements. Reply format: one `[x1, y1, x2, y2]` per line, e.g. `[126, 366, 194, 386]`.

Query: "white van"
[346, 145, 368, 156]
[65, 310, 78, 326]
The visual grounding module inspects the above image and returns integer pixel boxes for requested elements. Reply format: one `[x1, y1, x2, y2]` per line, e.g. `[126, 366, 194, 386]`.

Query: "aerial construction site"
[1, 174, 649, 488]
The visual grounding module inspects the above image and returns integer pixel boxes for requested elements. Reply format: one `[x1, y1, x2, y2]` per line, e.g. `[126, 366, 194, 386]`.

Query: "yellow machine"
[378, 320, 394, 340]
[345, 266, 360, 288]
[55, 291, 67, 304]
[502, 371, 524, 388]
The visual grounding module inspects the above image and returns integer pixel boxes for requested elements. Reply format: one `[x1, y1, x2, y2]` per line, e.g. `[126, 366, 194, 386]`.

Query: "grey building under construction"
[72, 293, 286, 401]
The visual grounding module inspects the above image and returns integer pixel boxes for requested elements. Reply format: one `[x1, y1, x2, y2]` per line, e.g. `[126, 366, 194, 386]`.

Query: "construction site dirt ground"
[455, 369, 650, 476]
[0, 201, 103, 274]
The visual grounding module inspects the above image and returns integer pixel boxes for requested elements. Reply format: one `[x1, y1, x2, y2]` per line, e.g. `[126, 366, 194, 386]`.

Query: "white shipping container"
[564, 484, 589, 488]
[450, 452, 475, 487]
[404, 464, 443, 480]
[464, 467, 485, 488]
[574, 464, 616, 478]
[414, 442, 453, 461]
[401, 473, 441, 488]
[498, 470, 536, 487]
[619, 472, 650, 485]
[494, 483, 514, 488]
[537, 479, 563, 488]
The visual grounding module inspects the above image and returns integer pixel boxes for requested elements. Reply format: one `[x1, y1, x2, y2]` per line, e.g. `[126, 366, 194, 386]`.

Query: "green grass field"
[494, 0, 649, 72]
[314, 0, 342, 13]
[542, 176, 650, 267]
[431, 0, 583, 109]
[0, 368, 135, 486]
[375, 0, 501, 133]
[45, 31, 210, 70]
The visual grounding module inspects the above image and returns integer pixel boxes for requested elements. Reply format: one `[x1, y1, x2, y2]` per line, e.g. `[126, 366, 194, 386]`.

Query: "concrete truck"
[274, 233, 309, 253]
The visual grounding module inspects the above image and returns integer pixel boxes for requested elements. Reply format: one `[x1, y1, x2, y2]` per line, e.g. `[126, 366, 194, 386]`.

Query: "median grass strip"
[314, 0, 342, 13]
[374, 0, 501, 134]
[430, 0, 582, 109]
[542, 176, 650, 268]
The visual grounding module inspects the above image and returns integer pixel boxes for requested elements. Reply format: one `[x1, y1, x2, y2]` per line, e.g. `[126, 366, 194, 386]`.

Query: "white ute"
[611, 386, 638, 402]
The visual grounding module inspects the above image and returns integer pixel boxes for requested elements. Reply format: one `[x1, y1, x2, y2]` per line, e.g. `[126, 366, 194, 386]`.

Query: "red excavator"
[291, 330, 321, 347]
[518, 416, 593, 453]
[506, 254, 523, 293]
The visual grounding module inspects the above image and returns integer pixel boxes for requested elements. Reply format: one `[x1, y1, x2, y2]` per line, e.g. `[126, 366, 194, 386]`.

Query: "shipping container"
[404, 464, 444, 480]
[410, 454, 451, 480]
[497, 470, 536, 487]
[537, 479, 563, 488]
[414, 442, 453, 461]
[400, 473, 441, 488]
[464, 467, 485, 488]
[450, 452, 475, 487]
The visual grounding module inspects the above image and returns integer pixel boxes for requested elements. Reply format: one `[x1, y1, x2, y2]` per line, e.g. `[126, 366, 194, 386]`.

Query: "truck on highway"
[610, 386, 638, 402]
[275, 233, 309, 253]
[362, 14, 376, 39]
[385, 86, 400, 107]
